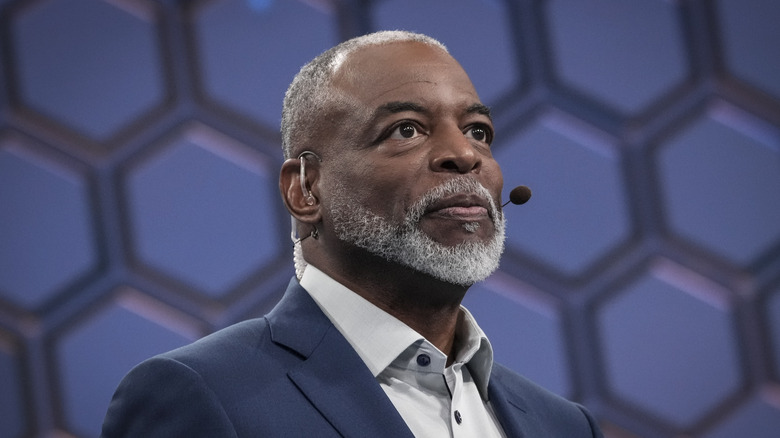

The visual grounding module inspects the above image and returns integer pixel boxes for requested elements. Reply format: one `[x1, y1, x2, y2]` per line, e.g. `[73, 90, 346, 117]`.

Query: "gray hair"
[280, 30, 447, 159]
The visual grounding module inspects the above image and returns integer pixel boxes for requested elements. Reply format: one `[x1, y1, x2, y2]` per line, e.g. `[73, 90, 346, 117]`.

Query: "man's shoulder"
[490, 362, 576, 409]
[490, 363, 603, 437]
[124, 316, 295, 402]
[155, 317, 275, 372]
[170, 318, 267, 351]
[491, 362, 555, 393]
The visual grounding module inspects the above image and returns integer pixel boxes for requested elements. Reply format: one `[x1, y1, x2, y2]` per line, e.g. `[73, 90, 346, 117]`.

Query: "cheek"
[368, 174, 415, 217]
[362, 172, 421, 220]
[482, 160, 504, 198]
[324, 165, 406, 214]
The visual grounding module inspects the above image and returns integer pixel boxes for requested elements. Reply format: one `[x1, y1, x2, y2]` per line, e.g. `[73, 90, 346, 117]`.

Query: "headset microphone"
[502, 185, 532, 208]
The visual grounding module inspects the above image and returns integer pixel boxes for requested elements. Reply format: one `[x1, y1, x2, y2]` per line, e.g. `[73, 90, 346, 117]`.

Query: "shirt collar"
[455, 306, 495, 398]
[299, 265, 495, 399]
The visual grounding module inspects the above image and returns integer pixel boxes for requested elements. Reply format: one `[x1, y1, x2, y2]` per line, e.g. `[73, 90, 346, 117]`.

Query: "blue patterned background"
[1, 0, 779, 437]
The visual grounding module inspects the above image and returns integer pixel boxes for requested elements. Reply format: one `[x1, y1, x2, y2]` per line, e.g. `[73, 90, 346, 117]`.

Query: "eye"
[465, 125, 492, 144]
[389, 122, 422, 140]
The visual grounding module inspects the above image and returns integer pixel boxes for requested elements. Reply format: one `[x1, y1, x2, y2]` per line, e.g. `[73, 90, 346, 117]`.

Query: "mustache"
[404, 177, 500, 226]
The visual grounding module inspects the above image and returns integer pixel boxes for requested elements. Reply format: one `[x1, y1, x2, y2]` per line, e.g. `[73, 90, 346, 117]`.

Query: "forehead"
[330, 41, 480, 108]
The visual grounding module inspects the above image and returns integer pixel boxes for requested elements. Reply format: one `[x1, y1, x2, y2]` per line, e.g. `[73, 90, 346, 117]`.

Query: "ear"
[280, 157, 322, 224]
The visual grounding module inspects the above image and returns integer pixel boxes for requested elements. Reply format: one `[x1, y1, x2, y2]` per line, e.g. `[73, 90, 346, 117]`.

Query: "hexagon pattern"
[598, 262, 742, 427]
[703, 391, 780, 438]
[194, 0, 336, 128]
[11, 0, 164, 141]
[495, 112, 630, 277]
[657, 105, 780, 266]
[53, 290, 198, 437]
[546, 0, 687, 114]
[0, 0, 778, 436]
[0, 138, 97, 310]
[126, 124, 279, 298]
[717, 0, 780, 99]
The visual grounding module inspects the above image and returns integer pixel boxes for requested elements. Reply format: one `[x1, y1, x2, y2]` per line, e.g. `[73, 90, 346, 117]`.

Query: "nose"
[429, 125, 482, 174]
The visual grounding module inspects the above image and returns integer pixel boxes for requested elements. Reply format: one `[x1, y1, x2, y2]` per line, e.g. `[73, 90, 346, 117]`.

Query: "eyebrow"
[465, 103, 492, 120]
[373, 101, 492, 120]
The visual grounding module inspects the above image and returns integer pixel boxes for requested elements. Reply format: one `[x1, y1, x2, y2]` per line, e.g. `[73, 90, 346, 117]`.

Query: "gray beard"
[329, 177, 506, 286]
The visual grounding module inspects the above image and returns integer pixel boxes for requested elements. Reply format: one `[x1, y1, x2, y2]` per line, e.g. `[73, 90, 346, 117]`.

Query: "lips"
[424, 194, 492, 221]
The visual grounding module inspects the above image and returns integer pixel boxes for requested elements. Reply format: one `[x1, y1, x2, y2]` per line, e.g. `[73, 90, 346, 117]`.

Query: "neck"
[308, 243, 468, 357]
[368, 277, 465, 360]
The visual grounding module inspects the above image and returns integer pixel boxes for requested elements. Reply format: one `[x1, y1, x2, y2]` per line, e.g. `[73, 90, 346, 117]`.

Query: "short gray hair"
[280, 30, 448, 159]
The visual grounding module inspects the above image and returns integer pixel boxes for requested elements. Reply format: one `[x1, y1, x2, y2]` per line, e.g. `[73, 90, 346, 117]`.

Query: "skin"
[280, 41, 504, 362]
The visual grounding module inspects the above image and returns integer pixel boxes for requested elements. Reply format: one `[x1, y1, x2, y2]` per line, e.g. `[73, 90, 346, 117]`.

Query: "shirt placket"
[445, 363, 468, 437]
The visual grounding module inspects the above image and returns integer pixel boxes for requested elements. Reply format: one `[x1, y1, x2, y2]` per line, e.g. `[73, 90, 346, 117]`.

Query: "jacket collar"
[266, 279, 415, 438]
[266, 278, 530, 437]
[488, 364, 532, 438]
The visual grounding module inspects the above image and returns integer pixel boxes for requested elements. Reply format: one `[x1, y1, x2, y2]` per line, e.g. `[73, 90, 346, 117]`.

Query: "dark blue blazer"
[102, 278, 602, 437]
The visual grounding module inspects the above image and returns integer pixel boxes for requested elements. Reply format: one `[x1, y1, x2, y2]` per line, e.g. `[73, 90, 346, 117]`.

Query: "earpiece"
[297, 150, 321, 206]
[289, 151, 322, 246]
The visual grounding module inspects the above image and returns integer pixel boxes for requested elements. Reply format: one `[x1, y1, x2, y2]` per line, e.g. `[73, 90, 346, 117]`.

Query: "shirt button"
[454, 410, 462, 424]
[416, 354, 431, 366]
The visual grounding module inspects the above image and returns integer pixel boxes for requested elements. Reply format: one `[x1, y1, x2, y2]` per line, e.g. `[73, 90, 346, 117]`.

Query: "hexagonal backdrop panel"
[0, 1, 778, 437]
[11, 0, 164, 141]
[597, 261, 742, 427]
[372, 0, 517, 105]
[717, 0, 780, 99]
[703, 390, 780, 438]
[125, 124, 280, 298]
[657, 104, 780, 266]
[53, 289, 200, 437]
[0, 137, 97, 310]
[194, 0, 336, 128]
[495, 111, 630, 276]
[546, 0, 687, 114]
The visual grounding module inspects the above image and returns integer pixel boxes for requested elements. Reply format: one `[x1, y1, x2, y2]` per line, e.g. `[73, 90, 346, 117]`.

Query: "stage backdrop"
[1, 0, 779, 437]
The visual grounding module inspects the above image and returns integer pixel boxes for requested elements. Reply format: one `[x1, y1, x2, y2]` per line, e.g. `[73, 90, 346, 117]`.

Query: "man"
[101, 31, 603, 437]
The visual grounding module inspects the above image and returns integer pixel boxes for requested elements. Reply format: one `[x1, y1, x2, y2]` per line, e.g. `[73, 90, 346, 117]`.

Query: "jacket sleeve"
[101, 356, 238, 438]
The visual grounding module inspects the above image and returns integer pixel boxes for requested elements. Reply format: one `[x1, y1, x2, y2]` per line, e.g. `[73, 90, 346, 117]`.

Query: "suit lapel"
[488, 367, 531, 438]
[288, 327, 414, 438]
[267, 280, 414, 438]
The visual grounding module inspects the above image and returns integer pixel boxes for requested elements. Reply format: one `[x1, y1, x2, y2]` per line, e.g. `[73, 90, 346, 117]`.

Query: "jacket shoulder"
[102, 355, 239, 437]
[490, 363, 603, 438]
[102, 316, 335, 437]
[161, 318, 274, 367]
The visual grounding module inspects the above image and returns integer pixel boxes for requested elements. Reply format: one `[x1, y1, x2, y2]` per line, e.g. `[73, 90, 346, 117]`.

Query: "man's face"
[317, 41, 505, 285]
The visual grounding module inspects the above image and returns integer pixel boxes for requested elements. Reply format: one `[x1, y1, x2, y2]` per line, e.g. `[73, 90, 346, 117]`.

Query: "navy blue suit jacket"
[102, 278, 602, 437]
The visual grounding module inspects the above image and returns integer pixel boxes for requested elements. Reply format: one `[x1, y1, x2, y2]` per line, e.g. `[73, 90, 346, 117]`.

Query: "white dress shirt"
[300, 266, 506, 438]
